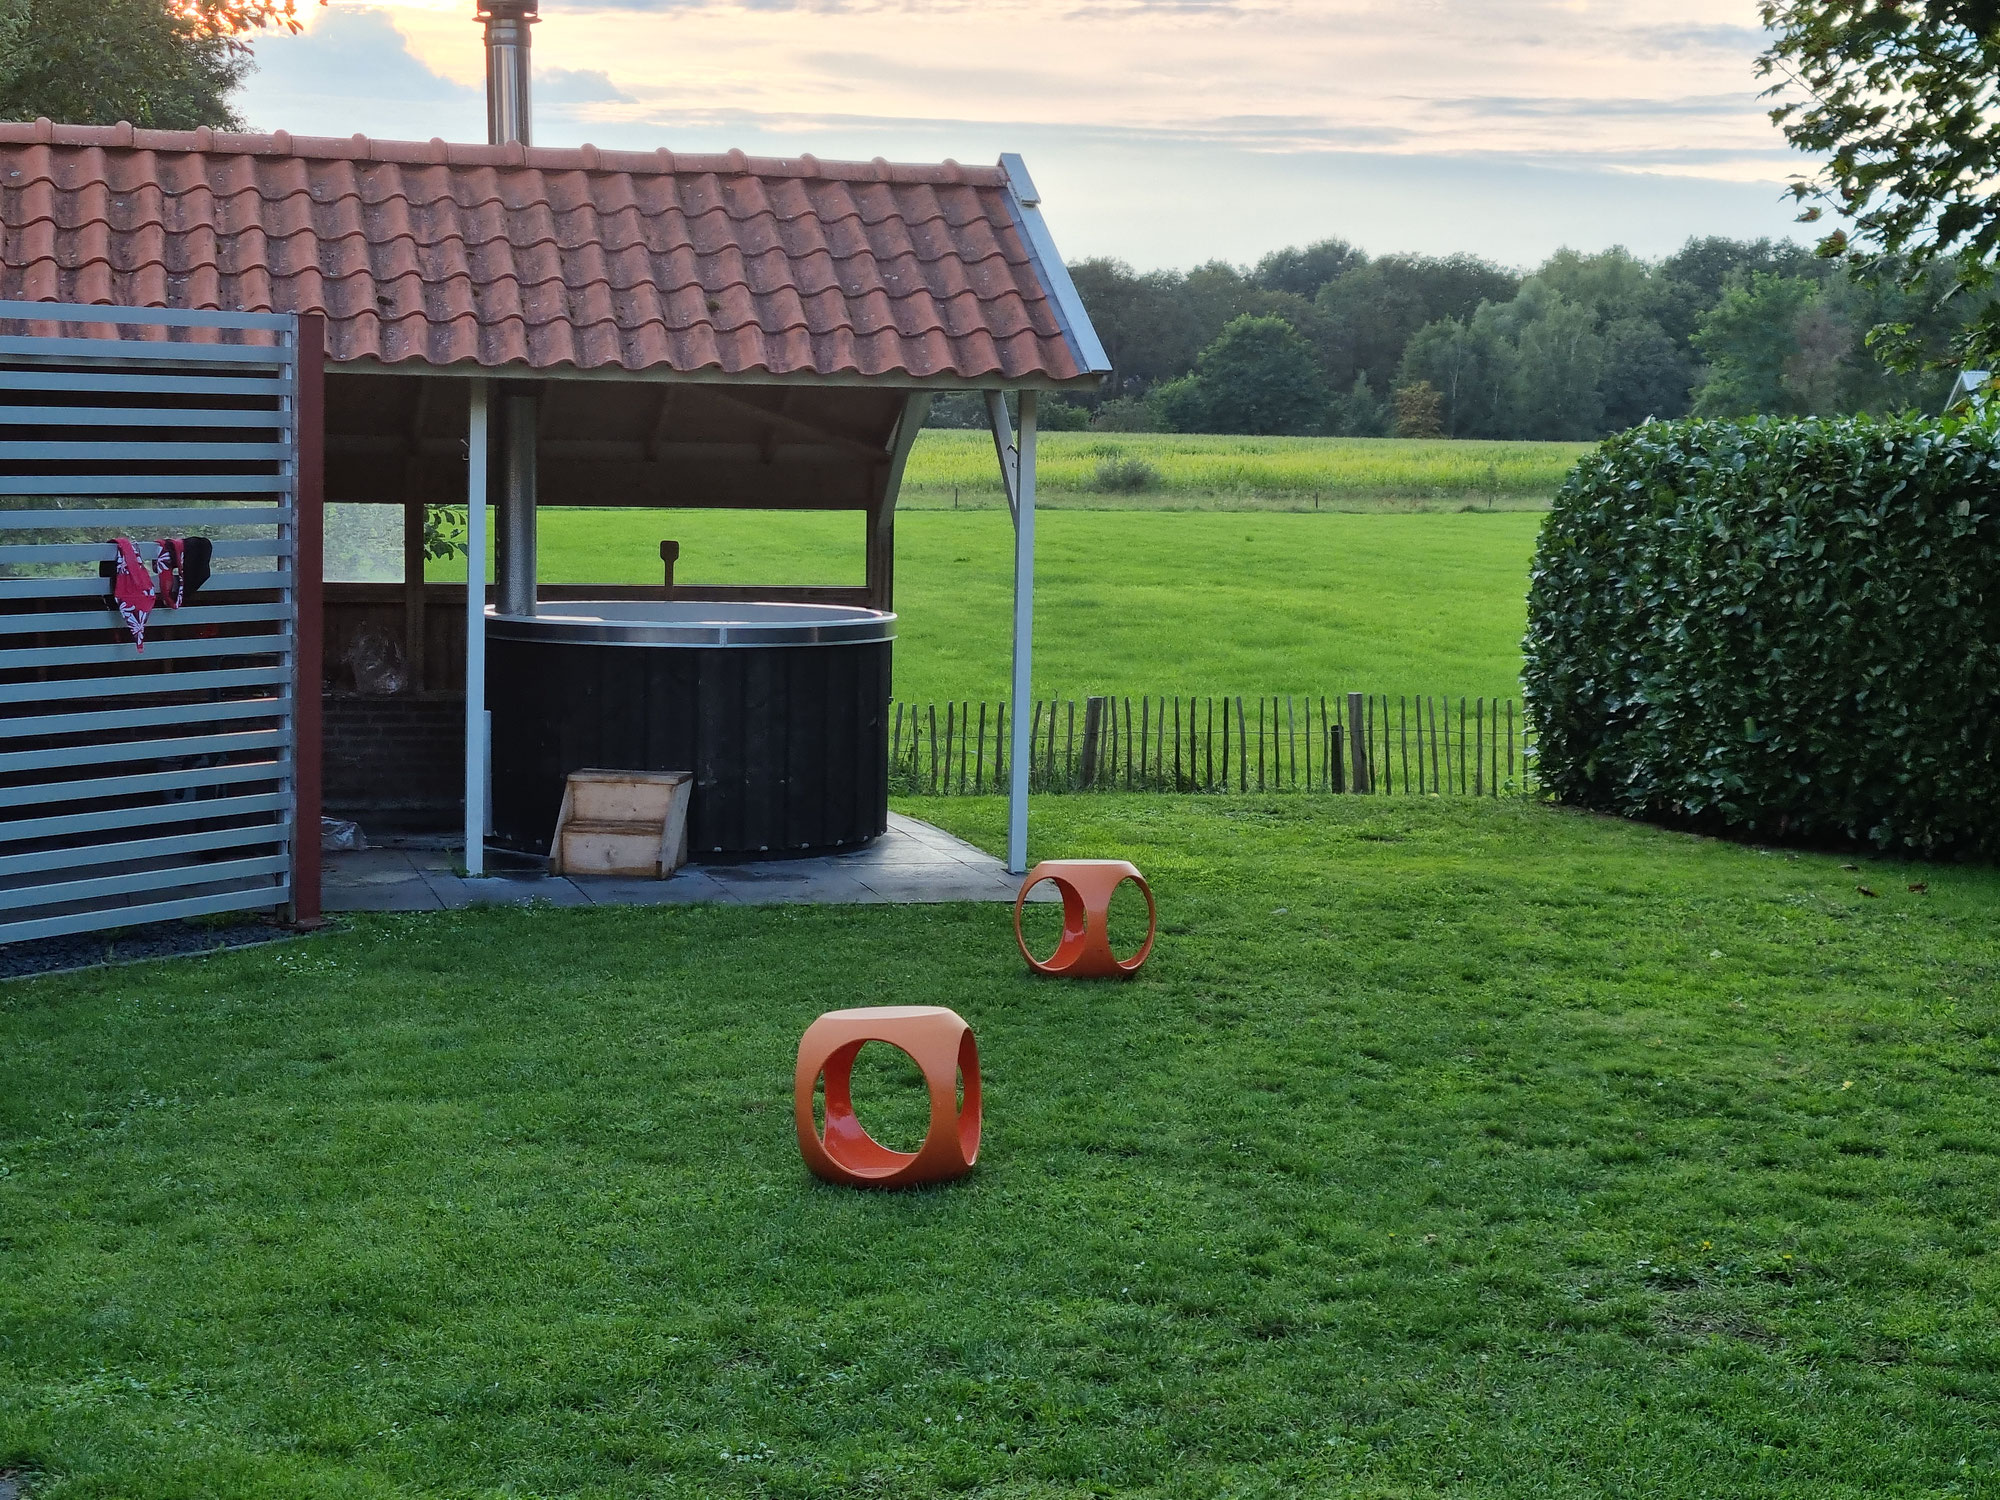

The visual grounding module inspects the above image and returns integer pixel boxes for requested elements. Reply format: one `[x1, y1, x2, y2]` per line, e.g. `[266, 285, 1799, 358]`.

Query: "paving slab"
[577, 871, 742, 906]
[324, 815, 1024, 913]
[327, 878, 443, 913]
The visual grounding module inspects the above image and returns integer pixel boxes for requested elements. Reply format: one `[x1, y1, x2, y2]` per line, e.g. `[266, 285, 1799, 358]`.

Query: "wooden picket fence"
[888, 693, 1530, 797]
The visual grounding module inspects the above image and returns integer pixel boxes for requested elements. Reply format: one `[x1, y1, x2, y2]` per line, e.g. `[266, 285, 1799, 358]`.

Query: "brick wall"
[323, 691, 465, 831]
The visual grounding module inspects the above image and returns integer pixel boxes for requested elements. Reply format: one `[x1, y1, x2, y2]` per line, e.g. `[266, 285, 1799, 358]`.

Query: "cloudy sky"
[237, 0, 1811, 271]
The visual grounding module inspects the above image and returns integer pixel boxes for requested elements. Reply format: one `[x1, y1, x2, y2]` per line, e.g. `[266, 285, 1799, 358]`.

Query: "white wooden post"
[465, 382, 489, 876]
[1007, 391, 1037, 874]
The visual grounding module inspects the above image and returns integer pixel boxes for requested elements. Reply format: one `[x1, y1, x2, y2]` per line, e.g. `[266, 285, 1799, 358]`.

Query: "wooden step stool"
[549, 769, 692, 879]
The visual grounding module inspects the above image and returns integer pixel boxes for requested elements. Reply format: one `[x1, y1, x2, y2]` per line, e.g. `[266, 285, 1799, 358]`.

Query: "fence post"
[1256, 697, 1265, 792]
[975, 701, 988, 793]
[1399, 696, 1410, 794]
[1080, 696, 1105, 789]
[1475, 697, 1484, 798]
[1144, 696, 1153, 785]
[1464, 700, 1480, 800]
[944, 702, 956, 793]
[1347, 691, 1371, 793]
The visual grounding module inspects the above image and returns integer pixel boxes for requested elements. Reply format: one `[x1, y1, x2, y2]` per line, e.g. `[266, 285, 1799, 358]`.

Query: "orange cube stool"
[1014, 859, 1156, 978]
[794, 1006, 980, 1188]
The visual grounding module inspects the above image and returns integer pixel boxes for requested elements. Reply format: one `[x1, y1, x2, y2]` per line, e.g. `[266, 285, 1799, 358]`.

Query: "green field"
[6, 795, 1998, 1495]
[397, 435, 1590, 704]
[534, 509, 1544, 704]
[899, 432, 1593, 511]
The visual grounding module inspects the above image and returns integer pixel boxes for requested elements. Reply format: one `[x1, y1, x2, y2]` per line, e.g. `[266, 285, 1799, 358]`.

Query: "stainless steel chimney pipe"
[478, 1, 539, 615]
[479, 0, 537, 146]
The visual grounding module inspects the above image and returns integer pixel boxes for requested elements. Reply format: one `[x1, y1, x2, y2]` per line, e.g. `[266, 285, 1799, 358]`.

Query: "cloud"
[1429, 93, 1770, 124]
[240, 6, 479, 138]
[232, 0, 1810, 268]
[537, 68, 634, 105]
[1633, 23, 1773, 56]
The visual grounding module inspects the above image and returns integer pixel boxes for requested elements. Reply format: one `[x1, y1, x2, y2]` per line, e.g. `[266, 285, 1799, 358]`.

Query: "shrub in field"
[1091, 453, 1159, 492]
[1525, 414, 2000, 855]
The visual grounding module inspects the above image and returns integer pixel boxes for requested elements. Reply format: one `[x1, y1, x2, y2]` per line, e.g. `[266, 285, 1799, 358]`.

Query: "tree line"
[930, 238, 1978, 439]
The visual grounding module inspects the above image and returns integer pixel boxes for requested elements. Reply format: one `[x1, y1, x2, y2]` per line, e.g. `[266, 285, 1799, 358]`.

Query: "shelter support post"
[988, 389, 1037, 875]
[465, 382, 490, 876]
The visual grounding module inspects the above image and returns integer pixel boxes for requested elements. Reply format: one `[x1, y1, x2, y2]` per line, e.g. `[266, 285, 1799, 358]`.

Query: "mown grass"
[4, 796, 1999, 1496]
[533, 509, 1543, 704]
[900, 433, 1593, 511]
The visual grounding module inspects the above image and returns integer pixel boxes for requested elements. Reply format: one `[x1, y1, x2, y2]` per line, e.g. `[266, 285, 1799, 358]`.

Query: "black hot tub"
[487, 601, 894, 860]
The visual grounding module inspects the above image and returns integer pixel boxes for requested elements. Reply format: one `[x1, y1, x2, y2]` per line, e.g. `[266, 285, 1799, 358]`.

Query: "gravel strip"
[0, 918, 310, 982]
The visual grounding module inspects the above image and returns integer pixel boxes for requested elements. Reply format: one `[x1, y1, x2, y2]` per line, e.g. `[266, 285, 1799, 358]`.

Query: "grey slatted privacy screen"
[0, 303, 303, 943]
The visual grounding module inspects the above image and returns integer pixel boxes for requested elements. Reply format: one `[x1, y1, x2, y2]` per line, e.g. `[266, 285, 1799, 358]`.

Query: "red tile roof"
[0, 120, 1103, 385]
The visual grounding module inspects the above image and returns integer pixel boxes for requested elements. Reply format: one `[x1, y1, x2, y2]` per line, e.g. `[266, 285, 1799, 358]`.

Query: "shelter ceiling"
[326, 371, 909, 510]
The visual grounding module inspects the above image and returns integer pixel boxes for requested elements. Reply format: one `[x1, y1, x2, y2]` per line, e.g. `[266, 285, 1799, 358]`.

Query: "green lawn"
[534, 509, 1543, 705]
[900, 432, 1592, 511]
[5, 797, 1999, 1495]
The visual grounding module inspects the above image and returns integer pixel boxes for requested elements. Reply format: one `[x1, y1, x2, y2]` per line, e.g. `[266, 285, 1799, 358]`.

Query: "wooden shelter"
[0, 117, 1109, 884]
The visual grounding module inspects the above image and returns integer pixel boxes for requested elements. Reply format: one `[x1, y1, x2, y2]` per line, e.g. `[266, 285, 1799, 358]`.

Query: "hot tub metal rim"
[485, 605, 897, 650]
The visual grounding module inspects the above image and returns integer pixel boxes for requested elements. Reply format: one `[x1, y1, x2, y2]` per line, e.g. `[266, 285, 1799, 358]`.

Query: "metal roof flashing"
[999, 153, 1112, 383]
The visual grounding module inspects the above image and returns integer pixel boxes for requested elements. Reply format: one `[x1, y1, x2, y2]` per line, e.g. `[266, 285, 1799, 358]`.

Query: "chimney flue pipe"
[479, 0, 537, 146]
[477, 2, 539, 616]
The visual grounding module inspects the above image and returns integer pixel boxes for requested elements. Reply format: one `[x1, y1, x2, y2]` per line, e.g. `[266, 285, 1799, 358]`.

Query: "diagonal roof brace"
[986, 390, 1022, 528]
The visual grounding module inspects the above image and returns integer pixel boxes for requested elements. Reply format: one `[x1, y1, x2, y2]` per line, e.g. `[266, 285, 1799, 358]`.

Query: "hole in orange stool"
[1015, 875, 1077, 967]
[1107, 876, 1155, 966]
[956, 1028, 982, 1165]
[1015, 874, 1090, 973]
[841, 1039, 930, 1156]
[816, 1039, 921, 1177]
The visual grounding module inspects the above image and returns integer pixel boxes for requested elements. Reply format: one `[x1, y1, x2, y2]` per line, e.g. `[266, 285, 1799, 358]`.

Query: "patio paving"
[324, 812, 1035, 912]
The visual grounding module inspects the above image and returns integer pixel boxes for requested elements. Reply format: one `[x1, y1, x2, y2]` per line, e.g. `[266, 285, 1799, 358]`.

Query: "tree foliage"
[181, 0, 312, 40]
[1759, 0, 2000, 366]
[0, 0, 313, 130]
[1045, 230, 1982, 437]
[1154, 316, 1328, 436]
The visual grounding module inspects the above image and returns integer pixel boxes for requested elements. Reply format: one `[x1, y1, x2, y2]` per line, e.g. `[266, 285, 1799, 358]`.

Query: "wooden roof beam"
[684, 385, 891, 465]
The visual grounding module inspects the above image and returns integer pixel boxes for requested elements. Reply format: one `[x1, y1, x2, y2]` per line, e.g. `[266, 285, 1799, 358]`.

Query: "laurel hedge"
[1524, 415, 2000, 855]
